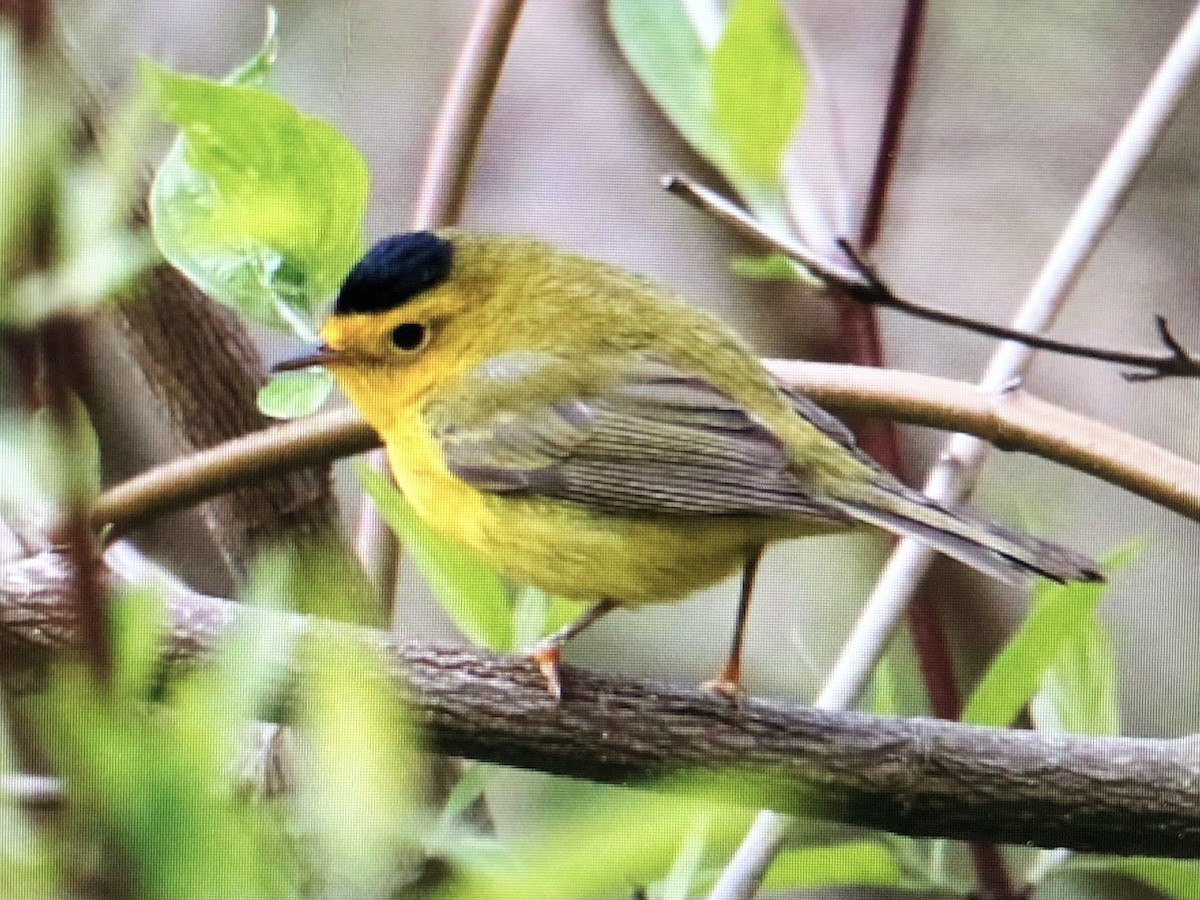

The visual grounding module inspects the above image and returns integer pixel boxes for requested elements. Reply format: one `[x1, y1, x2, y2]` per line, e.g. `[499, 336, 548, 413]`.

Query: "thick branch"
[3, 548, 1200, 859]
[90, 362, 1200, 540]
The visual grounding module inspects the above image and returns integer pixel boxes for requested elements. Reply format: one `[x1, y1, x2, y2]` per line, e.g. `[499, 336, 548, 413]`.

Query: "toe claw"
[701, 677, 742, 701]
[527, 644, 563, 700]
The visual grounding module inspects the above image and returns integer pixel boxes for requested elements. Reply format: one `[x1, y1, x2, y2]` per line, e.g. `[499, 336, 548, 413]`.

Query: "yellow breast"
[383, 405, 790, 605]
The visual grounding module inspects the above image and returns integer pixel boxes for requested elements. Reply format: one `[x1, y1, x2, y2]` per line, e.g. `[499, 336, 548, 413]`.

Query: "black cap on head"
[334, 231, 454, 315]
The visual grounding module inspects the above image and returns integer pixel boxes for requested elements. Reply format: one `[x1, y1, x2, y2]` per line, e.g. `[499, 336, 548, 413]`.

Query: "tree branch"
[4, 547, 1200, 860]
[89, 361, 1200, 541]
[664, 174, 1200, 381]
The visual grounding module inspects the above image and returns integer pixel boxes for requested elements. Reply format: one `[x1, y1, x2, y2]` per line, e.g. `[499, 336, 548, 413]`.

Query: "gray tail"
[835, 483, 1103, 585]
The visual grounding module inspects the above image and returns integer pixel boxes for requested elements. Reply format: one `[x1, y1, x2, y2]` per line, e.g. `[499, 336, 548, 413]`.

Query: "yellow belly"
[385, 423, 805, 605]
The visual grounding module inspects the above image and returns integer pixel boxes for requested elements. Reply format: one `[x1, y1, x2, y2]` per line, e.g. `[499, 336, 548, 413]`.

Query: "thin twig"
[354, 0, 527, 607]
[6, 550, 1200, 859]
[88, 361, 1200, 540]
[664, 175, 1200, 380]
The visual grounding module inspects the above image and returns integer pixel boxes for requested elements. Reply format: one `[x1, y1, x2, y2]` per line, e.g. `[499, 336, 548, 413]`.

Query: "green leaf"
[142, 54, 369, 333]
[0, 400, 101, 522]
[711, 0, 806, 182]
[762, 841, 904, 891]
[1029, 619, 1119, 735]
[299, 637, 421, 897]
[0, 27, 72, 324]
[867, 655, 898, 717]
[1050, 856, 1200, 900]
[256, 368, 334, 419]
[358, 465, 514, 650]
[654, 815, 709, 900]
[608, 0, 730, 171]
[442, 778, 754, 899]
[730, 251, 802, 280]
[963, 545, 1139, 728]
[109, 585, 166, 703]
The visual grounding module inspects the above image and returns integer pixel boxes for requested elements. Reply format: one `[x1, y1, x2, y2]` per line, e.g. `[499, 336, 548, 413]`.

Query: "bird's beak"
[271, 344, 345, 373]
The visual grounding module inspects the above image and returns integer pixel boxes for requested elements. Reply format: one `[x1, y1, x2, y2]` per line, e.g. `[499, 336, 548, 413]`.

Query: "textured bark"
[4, 547, 1199, 859]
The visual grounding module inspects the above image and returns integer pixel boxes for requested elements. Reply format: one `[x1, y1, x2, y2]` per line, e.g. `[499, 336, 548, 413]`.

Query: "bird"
[275, 229, 1101, 698]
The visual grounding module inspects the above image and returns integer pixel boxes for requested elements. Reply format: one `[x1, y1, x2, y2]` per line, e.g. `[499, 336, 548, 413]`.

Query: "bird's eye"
[390, 322, 428, 352]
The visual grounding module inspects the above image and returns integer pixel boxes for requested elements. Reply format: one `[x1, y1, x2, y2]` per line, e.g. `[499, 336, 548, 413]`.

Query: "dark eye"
[390, 322, 428, 351]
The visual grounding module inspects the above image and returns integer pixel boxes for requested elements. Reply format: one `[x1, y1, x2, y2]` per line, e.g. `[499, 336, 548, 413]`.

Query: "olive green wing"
[427, 351, 853, 522]
[428, 351, 1100, 584]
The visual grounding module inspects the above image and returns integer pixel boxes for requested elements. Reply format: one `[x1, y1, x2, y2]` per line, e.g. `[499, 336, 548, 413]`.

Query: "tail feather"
[835, 484, 1103, 585]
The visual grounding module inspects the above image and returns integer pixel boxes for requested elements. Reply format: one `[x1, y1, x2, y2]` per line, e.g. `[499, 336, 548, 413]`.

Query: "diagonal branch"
[4, 547, 1200, 860]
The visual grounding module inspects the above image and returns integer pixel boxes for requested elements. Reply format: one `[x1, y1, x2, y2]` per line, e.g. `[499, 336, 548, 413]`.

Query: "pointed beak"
[271, 344, 345, 373]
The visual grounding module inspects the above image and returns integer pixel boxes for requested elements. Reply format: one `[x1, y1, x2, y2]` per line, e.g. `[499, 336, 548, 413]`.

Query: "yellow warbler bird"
[277, 230, 1101, 697]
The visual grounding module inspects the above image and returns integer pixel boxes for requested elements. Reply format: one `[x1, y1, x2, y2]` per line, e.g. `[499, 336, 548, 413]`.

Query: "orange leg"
[526, 599, 617, 699]
[704, 548, 764, 698]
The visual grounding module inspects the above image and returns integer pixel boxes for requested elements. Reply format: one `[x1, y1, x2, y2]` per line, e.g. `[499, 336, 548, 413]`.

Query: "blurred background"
[60, 0, 1200, 742]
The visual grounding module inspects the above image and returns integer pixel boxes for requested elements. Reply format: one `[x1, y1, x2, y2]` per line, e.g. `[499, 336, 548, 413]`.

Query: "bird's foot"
[525, 643, 564, 700]
[701, 677, 742, 701]
[701, 661, 743, 702]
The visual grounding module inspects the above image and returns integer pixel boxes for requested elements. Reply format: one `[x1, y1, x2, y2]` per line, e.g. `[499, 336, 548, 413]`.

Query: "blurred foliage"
[0, 398, 100, 526]
[0, 21, 155, 328]
[962, 545, 1139, 728]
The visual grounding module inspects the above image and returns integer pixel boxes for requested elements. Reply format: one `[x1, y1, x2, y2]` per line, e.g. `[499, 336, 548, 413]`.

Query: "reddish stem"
[839, 3, 1021, 897]
[38, 318, 111, 683]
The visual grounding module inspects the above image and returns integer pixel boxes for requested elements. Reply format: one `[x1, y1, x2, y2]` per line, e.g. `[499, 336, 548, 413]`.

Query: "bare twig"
[354, 0, 527, 605]
[664, 175, 1200, 381]
[5, 548, 1200, 859]
[89, 361, 1200, 541]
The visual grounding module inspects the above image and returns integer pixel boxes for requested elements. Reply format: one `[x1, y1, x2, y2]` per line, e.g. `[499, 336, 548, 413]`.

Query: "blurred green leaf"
[608, 0, 730, 171]
[762, 840, 904, 891]
[436, 778, 754, 900]
[867, 655, 898, 717]
[653, 814, 708, 900]
[359, 465, 514, 649]
[432, 762, 494, 842]
[730, 251, 802, 280]
[512, 586, 586, 649]
[0, 400, 101, 523]
[256, 368, 335, 419]
[38, 665, 292, 897]
[962, 545, 1138, 727]
[0, 27, 72, 324]
[1049, 856, 1200, 899]
[142, 49, 368, 333]
[108, 584, 166, 704]
[1029, 619, 1119, 735]
[299, 637, 423, 897]
[711, 0, 806, 182]
[608, 0, 798, 226]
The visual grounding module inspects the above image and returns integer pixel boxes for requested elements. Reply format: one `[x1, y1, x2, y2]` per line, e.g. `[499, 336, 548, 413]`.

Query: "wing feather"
[430, 352, 852, 522]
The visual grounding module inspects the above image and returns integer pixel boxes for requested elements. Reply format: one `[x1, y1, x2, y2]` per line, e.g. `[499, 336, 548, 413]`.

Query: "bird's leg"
[526, 599, 618, 699]
[703, 548, 764, 698]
